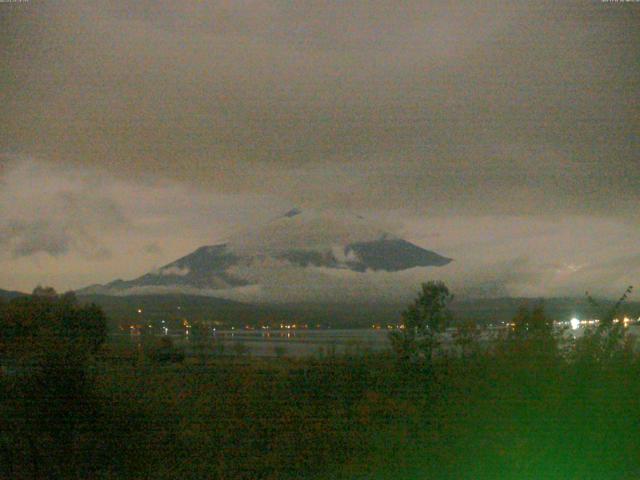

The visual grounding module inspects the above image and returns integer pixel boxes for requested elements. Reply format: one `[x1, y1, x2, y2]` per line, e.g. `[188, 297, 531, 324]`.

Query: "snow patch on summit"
[227, 208, 391, 256]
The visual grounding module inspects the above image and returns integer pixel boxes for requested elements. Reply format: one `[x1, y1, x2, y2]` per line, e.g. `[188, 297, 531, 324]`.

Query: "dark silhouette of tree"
[579, 286, 634, 363]
[32, 285, 58, 298]
[0, 287, 107, 478]
[511, 303, 553, 340]
[506, 303, 557, 360]
[586, 285, 633, 327]
[390, 281, 453, 362]
[454, 319, 481, 358]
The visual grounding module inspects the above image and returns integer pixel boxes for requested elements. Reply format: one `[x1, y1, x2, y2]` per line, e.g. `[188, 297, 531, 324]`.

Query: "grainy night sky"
[1, 1, 638, 296]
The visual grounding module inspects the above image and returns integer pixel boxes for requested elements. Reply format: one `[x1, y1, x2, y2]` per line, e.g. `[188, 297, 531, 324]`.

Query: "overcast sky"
[1, 1, 638, 296]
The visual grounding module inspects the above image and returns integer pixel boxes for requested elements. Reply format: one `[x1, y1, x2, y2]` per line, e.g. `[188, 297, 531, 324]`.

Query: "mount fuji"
[78, 208, 452, 302]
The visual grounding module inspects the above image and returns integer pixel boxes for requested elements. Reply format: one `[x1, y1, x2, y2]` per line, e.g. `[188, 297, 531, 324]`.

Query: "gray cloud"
[5, 220, 70, 257]
[1, 1, 637, 219]
[399, 214, 640, 298]
[0, 157, 288, 290]
[0, 158, 129, 259]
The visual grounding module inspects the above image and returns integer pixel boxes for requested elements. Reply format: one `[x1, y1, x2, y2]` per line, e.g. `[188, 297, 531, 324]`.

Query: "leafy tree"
[511, 303, 553, 339]
[0, 287, 107, 478]
[1, 289, 106, 364]
[32, 285, 57, 298]
[586, 285, 633, 327]
[578, 286, 634, 364]
[390, 281, 453, 362]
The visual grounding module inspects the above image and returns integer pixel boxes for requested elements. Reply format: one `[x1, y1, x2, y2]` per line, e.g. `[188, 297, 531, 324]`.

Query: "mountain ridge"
[78, 208, 452, 299]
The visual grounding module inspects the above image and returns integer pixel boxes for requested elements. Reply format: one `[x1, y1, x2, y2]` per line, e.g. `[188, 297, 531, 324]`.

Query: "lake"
[114, 329, 393, 358]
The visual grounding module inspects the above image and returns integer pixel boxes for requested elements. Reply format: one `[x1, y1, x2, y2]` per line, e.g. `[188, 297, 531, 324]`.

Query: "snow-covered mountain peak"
[228, 208, 393, 256]
[77, 207, 452, 300]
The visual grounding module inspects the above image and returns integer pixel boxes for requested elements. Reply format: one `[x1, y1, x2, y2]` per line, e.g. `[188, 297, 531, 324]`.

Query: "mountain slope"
[0, 288, 26, 300]
[78, 208, 452, 300]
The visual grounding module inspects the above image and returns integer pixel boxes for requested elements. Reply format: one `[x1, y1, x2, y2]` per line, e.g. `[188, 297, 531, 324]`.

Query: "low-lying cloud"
[0, 158, 128, 259]
[0, 156, 637, 299]
[0, 156, 287, 291]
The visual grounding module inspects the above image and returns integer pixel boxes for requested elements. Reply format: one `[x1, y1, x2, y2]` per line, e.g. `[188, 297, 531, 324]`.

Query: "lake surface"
[113, 323, 638, 358]
[116, 329, 393, 358]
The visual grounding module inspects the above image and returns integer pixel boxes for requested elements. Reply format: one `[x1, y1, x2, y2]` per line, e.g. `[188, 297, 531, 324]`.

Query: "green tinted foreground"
[3, 353, 639, 479]
[2, 290, 639, 479]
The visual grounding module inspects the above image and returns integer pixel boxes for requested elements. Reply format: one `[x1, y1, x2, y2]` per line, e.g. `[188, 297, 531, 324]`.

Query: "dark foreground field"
[2, 348, 640, 479]
[2, 289, 640, 479]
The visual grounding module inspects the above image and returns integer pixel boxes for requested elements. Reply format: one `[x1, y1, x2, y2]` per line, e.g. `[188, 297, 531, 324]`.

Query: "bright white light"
[570, 318, 580, 330]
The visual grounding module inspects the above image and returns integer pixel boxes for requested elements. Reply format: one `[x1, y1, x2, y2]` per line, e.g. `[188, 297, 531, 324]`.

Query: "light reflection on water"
[114, 324, 625, 358]
[115, 329, 393, 358]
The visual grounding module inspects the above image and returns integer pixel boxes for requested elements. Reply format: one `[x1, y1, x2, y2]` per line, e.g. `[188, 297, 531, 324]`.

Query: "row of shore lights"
[569, 317, 637, 331]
